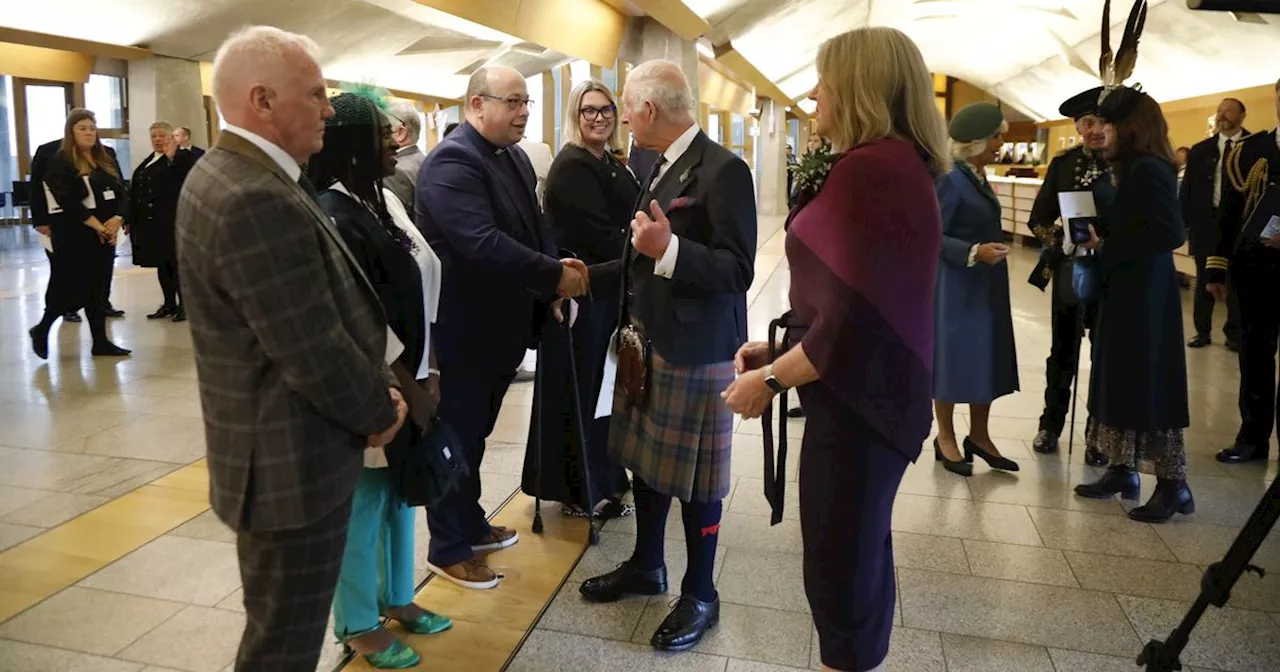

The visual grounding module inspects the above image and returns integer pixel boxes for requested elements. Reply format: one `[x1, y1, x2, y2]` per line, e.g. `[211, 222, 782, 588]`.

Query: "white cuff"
[653, 235, 680, 278]
[966, 243, 979, 268]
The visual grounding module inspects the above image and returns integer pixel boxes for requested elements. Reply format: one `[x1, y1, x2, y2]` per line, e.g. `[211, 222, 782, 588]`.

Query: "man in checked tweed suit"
[175, 27, 407, 671]
[579, 60, 756, 652]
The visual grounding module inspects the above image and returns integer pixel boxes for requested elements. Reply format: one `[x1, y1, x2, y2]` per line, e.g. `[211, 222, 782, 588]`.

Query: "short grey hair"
[561, 79, 617, 149]
[149, 121, 173, 133]
[388, 101, 421, 141]
[950, 120, 1009, 161]
[624, 60, 695, 115]
[212, 26, 322, 109]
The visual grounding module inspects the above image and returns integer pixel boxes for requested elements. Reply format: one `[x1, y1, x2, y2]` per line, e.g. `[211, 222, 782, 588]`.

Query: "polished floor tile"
[962, 539, 1079, 588]
[116, 605, 243, 672]
[77, 536, 241, 607]
[0, 586, 183, 656]
[940, 633, 1055, 672]
[1116, 594, 1280, 671]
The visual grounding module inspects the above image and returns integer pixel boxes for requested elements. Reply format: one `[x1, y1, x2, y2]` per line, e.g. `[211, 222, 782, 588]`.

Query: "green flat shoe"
[344, 639, 420, 670]
[392, 610, 453, 635]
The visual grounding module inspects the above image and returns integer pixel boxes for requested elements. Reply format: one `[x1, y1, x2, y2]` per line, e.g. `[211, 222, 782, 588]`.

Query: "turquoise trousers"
[332, 468, 417, 638]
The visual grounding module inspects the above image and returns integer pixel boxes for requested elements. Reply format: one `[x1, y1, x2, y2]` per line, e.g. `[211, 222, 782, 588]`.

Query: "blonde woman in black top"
[29, 108, 131, 359]
[521, 79, 639, 519]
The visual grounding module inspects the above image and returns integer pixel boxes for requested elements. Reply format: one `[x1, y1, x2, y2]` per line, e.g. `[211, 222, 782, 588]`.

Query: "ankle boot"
[1128, 478, 1194, 523]
[1074, 466, 1140, 500]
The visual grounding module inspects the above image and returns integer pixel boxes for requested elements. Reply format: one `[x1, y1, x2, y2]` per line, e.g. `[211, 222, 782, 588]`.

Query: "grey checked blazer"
[176, 131, 396, 533]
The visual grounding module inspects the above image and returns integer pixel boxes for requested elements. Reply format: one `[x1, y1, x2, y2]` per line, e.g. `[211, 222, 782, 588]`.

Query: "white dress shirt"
[648, 123, 702, 279]
[1214, 129, 1245, 208]
[222, 124, 301, 181]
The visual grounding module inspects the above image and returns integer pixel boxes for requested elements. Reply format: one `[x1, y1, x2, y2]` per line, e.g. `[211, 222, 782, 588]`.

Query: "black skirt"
[520, 295, 629, 507]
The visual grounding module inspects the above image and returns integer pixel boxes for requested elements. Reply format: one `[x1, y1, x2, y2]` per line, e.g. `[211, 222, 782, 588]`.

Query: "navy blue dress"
[933, 163, 1019, 404]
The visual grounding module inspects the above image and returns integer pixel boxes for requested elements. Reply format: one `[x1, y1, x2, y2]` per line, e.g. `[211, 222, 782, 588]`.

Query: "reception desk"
[988, 175, 1196, 276]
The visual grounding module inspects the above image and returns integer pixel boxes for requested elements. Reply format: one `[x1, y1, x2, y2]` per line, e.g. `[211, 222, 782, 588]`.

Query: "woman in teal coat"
[932, 103, 1020, 477]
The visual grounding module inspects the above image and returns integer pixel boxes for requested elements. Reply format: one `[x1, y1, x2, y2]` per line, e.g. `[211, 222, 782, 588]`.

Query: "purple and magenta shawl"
[786, 139, 941, 462]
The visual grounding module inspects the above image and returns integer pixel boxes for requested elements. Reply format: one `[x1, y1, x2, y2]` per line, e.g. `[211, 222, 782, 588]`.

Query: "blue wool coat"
[932, 163, 1019, 404]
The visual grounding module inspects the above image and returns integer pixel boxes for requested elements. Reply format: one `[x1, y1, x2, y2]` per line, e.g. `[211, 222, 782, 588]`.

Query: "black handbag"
[384, 417, 468, 508]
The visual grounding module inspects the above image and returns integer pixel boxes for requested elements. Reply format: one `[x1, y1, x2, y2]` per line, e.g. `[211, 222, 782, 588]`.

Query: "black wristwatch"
[763, 364, 787, 394]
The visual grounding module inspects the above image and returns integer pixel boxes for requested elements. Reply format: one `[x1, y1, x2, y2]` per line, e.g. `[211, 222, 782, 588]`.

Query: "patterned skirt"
[607, 349, 735, 503]
[1087, 421, 1187, 480]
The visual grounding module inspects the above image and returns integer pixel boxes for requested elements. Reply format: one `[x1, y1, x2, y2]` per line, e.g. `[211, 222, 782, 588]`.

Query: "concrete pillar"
[127, 56, 205, 164]
[755, 99, 788, 216]
[617, 17, 699, 104]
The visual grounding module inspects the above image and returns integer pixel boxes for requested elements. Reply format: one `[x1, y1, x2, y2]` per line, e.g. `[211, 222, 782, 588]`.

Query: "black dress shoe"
[580, 561, 667, 603]
[104, 307, 126, 318]
[1074, 466, 1140, 501]
[651, 595, 719, 651]
[147, 305, 174, 320]
[786, 406, 805, 419]
[1084, 447, 1109, 467]
[933, 438, 972, 477]
[63, 312, 82, 323]
[1032, 430, 1059, 454]
[964, 437, 1019, 472]
[91, 343, 132, 357]
[1226, 340, 1241, 353]
[171, 309, 187, 323]
[1216, 444, 1268, 464]
[1187, 335, 1211, 348]
[1128, 479, 1194, 523]
[29, 325, 50, 360]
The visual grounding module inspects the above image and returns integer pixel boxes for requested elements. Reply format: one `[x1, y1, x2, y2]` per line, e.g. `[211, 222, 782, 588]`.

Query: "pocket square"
[668, 196, 698, 211]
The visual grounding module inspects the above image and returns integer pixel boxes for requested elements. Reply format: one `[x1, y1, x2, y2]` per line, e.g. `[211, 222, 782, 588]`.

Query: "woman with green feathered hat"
[307, 86, 450, 668]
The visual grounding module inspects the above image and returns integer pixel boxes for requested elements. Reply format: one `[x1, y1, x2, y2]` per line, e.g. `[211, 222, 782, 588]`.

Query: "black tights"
[157, 261, 181, 309]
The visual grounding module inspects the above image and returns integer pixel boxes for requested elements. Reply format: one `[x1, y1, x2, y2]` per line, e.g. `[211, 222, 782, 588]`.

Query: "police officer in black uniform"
[1205, 78, 1280, 466]
[1026, 87, 1110, 467]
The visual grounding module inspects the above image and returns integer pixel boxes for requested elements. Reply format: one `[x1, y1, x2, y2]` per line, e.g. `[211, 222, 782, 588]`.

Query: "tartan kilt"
[607, 349, 735, 503]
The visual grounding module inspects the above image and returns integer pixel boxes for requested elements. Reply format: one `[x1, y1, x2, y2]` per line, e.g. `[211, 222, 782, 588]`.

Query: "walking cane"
[532, 338, 547, 535]
[1066, 309, 1084, 458]
[563, 315, 601, 546]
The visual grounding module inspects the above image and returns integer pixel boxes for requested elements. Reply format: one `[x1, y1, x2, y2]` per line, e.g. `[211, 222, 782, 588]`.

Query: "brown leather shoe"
[472, 525, 519, 553]
[427, 557, 499, 590]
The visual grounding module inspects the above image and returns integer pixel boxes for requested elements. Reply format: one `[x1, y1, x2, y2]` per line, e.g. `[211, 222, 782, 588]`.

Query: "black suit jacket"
[29, 139, 64, 227]
[1180, 130, 1247, 256]
[128, 149, 197, 266]
[415, 121, 561, 375]
[603, 131, 757, 366]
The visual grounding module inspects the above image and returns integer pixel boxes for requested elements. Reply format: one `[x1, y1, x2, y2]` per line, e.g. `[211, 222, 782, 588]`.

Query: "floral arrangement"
[788, 147, 839, 217]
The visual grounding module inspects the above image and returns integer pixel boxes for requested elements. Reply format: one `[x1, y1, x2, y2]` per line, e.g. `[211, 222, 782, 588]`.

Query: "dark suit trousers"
[1233, 255, 1280, 457]
[234, 496, 352, 672]
[426, 370, 515, 567]
[798, 383, 906, 672]
[1039, 266, 1094, 436]
[1193, 253, 1240, 343]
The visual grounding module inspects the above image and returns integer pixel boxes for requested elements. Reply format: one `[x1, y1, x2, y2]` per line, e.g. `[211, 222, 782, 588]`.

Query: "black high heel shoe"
[963, 437, 1020, 472]
[934, 438, 973, 477]
[1074, 466, 1140, 501]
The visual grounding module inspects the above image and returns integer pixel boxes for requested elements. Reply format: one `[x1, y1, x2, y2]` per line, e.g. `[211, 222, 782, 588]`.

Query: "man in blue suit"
[415, 64, 588, 589]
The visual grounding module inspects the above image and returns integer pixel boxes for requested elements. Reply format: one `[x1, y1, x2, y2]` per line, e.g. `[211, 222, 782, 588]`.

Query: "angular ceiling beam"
[627, 0, 711, 40]
[410, 0, 626, 68]
[713, 41, 808, 119]
[0, 27, 152, 61]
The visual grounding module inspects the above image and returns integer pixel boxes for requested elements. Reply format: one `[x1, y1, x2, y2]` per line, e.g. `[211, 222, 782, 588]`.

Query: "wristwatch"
[763, 364, 787, 394]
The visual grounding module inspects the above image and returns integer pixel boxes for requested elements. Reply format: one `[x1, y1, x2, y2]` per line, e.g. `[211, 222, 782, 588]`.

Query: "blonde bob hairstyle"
[562, 79, 618, 150]
[149, 121, 174, 133]
[815, 27, 950, 177]
[950, 120, 1009, 161]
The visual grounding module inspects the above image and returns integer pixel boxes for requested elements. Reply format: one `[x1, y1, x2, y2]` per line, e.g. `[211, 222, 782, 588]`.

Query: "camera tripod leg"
[1138, 473, 1280, 671]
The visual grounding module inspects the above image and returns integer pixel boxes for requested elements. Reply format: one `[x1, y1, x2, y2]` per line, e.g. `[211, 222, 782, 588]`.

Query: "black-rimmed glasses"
[580, 105, 616, 122]
[480, 94, 535, 111]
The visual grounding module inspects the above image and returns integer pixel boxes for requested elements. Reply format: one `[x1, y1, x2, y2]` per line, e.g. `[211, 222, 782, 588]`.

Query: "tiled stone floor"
[0, 219, 1277, 672]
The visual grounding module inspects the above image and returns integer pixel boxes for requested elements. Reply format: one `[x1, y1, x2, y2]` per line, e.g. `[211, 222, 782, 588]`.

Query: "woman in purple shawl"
[723, 27, 949, 672]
